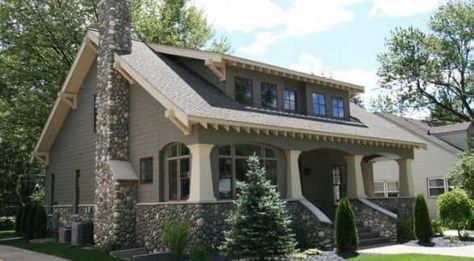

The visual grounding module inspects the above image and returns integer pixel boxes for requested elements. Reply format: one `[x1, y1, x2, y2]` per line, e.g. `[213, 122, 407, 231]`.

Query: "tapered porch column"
[344, 155, 366, 198]
[361, 161, 375, 197]
[286, 150, 303, 199]
[397, 158, 415, 197]
[188, 144, 216, 202]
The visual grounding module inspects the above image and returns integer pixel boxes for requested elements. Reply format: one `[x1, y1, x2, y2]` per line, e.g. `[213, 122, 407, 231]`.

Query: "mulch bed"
[405, 236, 474, 247]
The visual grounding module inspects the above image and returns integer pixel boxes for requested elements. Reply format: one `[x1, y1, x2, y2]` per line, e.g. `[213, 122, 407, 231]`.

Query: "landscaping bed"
[404, 236, 474, 247]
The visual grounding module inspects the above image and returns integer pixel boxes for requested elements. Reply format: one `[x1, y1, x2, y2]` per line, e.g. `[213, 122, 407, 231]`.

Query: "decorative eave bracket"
[33, 152, 49, 165]
[58, 92, 77, 109]
[165, 109, 192, 136]
[205, 59, 226, 81]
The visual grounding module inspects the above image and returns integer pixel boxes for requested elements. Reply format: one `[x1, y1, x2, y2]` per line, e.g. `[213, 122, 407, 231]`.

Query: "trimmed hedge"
[15, 205, 25, 235]
[414, 194, 433, 244]
[335, 198, 358, 254]
[25, 204, 37, 239]
[33, 205, 47, 238]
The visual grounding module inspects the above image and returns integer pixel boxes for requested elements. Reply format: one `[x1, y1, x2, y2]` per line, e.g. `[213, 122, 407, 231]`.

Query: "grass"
[351, 254, 474, 261]
[0, 230, 16, 240]
[0, 238, 119, 261]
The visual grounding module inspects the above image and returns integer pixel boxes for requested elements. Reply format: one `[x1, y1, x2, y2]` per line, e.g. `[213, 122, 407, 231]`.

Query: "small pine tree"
[220, 155, 296, 259]
[414, 194, 433, 244]
[20, 204, 31, 236]
[33, 205, 47, 239]
[335, 198, 358, 254]
[15, 205, 25, 236]
[25, 204, 38, 239]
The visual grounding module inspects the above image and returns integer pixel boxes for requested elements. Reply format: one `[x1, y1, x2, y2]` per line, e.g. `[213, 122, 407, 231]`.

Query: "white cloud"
[238, 32, 283, 55]
[192, 0, 285, 33]
[289, 52, 325, 75]
[369, 0, 441, 17]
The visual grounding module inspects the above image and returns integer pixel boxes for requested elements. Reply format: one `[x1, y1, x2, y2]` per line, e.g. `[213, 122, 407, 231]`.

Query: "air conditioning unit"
[71, 221, 93, 246]
[58, 226, 71, 244]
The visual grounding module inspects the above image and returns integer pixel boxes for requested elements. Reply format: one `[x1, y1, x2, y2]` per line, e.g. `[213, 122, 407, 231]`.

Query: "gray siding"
[46, 63, 97, 205]
[128, 84, 198, 203]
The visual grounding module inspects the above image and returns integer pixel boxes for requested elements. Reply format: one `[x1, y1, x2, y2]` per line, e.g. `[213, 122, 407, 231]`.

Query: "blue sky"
[193, 0, 443, 109]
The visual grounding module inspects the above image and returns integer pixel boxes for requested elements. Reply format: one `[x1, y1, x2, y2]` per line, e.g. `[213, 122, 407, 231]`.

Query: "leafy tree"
[368, 94, 398, 114]
[220, 155, 296, 259]
[450, 152, 474, 194]
[413, 194, 433, 244]
[377, 1, 474, 123]
[438, 188, 473, 238]
[334, 198, 358, 254]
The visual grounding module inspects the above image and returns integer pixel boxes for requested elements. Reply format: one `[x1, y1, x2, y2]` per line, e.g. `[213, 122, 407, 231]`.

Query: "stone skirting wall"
[50, 205, 95, 229]
[367, 197, 415, 220]
[350, 200, 397, 241]
[136, 200, 334, 253]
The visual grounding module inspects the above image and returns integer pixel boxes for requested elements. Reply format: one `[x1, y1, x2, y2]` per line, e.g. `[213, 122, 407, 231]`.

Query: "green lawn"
[0, 230, 16, 240]
[0, 238, 119, 261]
[352, 254, 474, 261]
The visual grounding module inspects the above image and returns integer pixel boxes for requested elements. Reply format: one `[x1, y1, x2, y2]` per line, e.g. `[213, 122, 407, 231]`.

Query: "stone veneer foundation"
[350, 199, 397, 241]
[367, 197, 415, 220]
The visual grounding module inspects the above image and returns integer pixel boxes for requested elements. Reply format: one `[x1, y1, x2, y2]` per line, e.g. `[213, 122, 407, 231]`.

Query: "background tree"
[438, 188, 473, 238]
[450, 151, 474, 194]
[0, 0, 230, 206]
[377, 1, 473, 123]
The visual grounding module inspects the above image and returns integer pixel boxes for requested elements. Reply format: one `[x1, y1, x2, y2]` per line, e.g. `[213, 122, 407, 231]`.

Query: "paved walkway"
[0, 245, 68, 261]
[359, 243, 474, 258]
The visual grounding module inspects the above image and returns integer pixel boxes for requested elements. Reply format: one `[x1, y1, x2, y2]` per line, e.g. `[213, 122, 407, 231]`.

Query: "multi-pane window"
[374, 180, 399, 198]
[93, 94, 99, 133]
[234, 77, 253, 105]
[427, 178, 452, 197]
[312, 93, 326, 116]
[140, 157, 153, 184]
[332, 97, 345, 118]
[261, 82, 277, 109]
[218, 144, 278, 199]
[283, 89, 297, 111]
[166, 144, 190, 201]
[73, 170, 80, 214]
[332, 165, 346, 204]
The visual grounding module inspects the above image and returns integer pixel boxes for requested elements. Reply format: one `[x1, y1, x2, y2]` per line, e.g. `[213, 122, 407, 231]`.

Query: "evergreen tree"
[25, 204, 37, 239]
[15, 205, 24, 235]
[414, 194, 433, 244]
[220, 155, 296, 259]
[33, 205, 47, 239]
[334, 198, 358, 254]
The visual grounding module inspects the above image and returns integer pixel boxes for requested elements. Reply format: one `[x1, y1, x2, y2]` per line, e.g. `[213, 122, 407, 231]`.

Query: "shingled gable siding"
[128, 84, 198, 203]
[46, 62, 97, 206]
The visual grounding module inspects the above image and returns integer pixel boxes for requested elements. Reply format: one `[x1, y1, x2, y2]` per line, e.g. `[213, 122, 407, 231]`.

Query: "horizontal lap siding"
[47, 63, 97, 205]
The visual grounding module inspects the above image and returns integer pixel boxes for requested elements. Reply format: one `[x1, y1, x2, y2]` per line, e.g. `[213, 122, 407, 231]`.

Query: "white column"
[344, 155, 366, 198]
[187, 144, 216, 202]
[286, 150, 303, 199]
[397, 158, 415, 197]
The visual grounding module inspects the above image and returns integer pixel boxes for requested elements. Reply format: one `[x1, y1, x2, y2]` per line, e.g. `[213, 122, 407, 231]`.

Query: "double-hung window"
[283, 89, 297, 111]
[261, 82, 277, 109]
[427, 178, 452, 197]
[234, 77, 253, 105]
[374, 180, 399, 197]
[312, 93, 326, 116]
[332, 97, 345, 118]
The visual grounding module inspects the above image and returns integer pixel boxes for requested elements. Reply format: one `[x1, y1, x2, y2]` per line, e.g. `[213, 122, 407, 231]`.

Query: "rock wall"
[49, 205, 94, 229]
[367, 197, 415, 220]
[350, 200, 397, 240]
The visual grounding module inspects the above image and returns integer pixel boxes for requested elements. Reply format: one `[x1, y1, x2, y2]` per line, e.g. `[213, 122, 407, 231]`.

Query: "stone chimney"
[95, 0, 136, 247]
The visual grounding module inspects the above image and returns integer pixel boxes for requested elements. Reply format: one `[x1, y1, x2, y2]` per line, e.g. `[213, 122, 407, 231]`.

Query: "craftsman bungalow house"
[33, 0, 427, 251]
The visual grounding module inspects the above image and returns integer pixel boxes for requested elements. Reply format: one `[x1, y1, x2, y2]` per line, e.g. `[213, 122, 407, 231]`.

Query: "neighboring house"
[372, 116, 472, 217]
[32, 1, 428, 251]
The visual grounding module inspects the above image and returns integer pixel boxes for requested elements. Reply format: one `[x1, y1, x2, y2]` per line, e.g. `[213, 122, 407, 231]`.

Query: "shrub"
[397, 218, 415, 242]
[15, 205, 25, 235]
[33, 205, 47, 238]
[291, 220, 310, 250]
[334, 198, 358, 254]
[432, 219, 444, 236]
[25, 204, 38, 239]
[414, 194, 433, 244]
[102, 239, 120, 254]
[162, 220, 189, 260]
[20, 204, 30, 236]
[0, 217, 14, 230]
[438, 188, 473, 238]
[220, 155, 296, 259]
[189, 244, 210, 261]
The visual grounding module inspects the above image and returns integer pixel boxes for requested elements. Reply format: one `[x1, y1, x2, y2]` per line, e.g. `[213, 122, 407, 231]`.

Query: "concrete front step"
[357, 226, 372, 233]
[358, 231, 381, 239]
[359, 237, 390, 246]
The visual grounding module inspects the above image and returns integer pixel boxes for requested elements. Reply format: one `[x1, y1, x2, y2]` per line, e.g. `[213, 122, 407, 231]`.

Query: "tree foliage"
[438, 188, 473, 238]
[413, 194, 433, 244]
[377, 1, 474, 123]
[450, 151, 474, 194]
[220, 155, 296, 259]
[0, 0, 230, 205]
[334, 198, 358, 254]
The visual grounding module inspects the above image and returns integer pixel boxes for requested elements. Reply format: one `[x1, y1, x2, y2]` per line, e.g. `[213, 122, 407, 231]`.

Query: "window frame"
[374, 180, 399, 198]
[93, 94, 99, 133]
[427, 177, 449, 198]
[312, 92, 326, 116]
[332, 96, 345, 118]
[165, 144, 191, 201]
[139, 157, 154, 184]
[283, 89, 297, 112]
[73, 170, 80, 214]
[234, 77, 254, 105]
[260, 82, 278, 109]
[217, 144, 278, 200]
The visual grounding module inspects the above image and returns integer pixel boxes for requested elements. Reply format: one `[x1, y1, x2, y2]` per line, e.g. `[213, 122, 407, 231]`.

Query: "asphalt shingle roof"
[118, 39, 425, 146]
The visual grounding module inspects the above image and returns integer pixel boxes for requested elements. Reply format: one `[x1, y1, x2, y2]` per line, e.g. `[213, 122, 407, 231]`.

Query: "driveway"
[0, 245, 68, 261]
[359, 243, 474, 258]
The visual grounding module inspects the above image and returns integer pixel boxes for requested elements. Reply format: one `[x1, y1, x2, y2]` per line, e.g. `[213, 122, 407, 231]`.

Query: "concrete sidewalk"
[359, 243, 474, 258]
[0, 244, 68, 261]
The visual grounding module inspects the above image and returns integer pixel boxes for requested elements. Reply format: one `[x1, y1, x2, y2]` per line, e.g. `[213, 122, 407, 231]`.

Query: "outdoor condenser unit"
[71, 221, 93, 246]
[58, 226, 71, 244]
